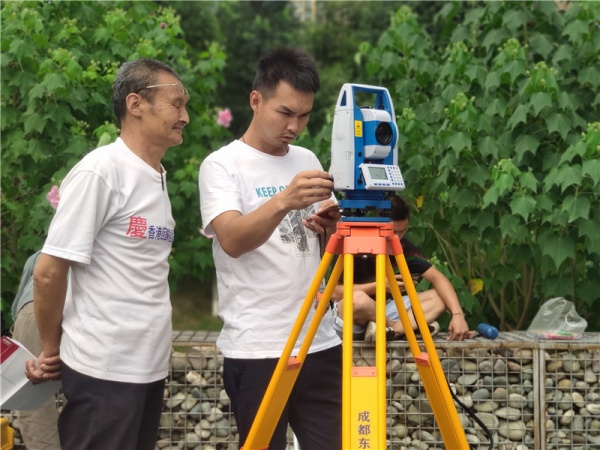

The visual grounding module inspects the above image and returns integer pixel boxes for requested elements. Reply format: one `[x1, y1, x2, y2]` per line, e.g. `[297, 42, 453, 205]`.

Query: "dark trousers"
[223, 345, 343, 450]
[58, 362, 165, 450]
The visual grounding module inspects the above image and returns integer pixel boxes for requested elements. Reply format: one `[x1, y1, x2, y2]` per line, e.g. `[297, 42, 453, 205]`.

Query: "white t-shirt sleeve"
[199, 153, 242, 235]
[43, 168, 118, 265]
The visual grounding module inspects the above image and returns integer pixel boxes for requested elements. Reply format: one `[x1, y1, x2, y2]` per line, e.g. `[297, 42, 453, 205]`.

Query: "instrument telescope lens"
[375, 122, 393, 145]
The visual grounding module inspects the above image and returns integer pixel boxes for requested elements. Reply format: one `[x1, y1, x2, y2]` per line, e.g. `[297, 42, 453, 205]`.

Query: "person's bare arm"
[332, 280, 377, 301]
[212, 170, 334, 258]
[25, 253, 70, 383]
[332, 269, 405, 300]
[421, 266, 469, 340]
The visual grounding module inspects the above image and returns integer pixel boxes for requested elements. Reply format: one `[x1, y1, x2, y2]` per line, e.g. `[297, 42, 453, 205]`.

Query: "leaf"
[559, 141, 586, 165]
[406, 154, 430, 173]
[518, 171, 538, 193]
[505, 60, 526, 85]
[542, 167, 560, 192]
[465, 64, 487, 84]
[445, 131, 472, 153]
[562, 194, 591, 223]
[63, 135, 88, 157]
[508, 104, 528, 130]
[579, 218, 599, 241]
[562, 19, 588, 44]
[478, 136, 499, 159]
[484, 71, 500, 91]
[496, 172, 516, 195]
[582, 159, 600, 186]
[477, 113, 493, 133]
[553, 45, 573, 67]
[530, 92, 553, 116]
[536, 192, 555, 213]
[469, 278, 483, 295]
[8, 38, 36, 61]
[97, 132, 113, 148]
[482, 185, 500, 208]
[500, 214, 520, 240]
[439, 61, 456, 80]
[558, 164, 582, 193]
[546, 113, 571, 140]
[381, 51, 400, 70]
[23, 110, 45, 136]
[538, 231, 575, 270]
[42, 106, 73, 132]
[556, 91, 575, 112]
[514, 135, 540, 162]
[470, 209, 495, 233]
[465, 165, 489, 188]
[502, 9, 531, 33]
[462, 5, 485, 25]
[529, 32, 554, 59]
[454, 188, 477, 212]
[26, 138, 48, 163]
[440, 83, 463, 102]
[578, 65, 600, 88]
[482, 28, 509, 50]
[484, 97, 507, 118]
[41, 72, 67, 92]
[509, 194, 536, 221]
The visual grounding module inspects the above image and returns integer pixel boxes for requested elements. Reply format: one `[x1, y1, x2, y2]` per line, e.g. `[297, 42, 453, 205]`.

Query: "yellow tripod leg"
[241, 252, 343, 450]
[375, 254, 388, 444]
[346, 253, 388, 450]
[387, 250, 470, 449]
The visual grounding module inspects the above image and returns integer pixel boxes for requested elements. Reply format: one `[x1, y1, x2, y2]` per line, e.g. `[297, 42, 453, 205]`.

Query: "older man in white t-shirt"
[26, 58, 189, 450]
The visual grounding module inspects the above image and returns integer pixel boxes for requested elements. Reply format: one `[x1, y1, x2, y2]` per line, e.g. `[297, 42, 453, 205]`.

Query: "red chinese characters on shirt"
[126, 216, 148, 238]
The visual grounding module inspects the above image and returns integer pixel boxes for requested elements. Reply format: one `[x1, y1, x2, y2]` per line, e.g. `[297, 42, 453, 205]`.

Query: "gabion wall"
[159, 331, 600, 450]
[3, 331, 599, 449]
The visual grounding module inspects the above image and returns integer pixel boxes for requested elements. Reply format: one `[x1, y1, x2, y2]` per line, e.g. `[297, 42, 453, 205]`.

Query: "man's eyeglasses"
[136, 83, 189, 100]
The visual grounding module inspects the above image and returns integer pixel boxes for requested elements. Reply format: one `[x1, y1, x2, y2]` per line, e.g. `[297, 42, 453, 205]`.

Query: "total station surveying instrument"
[241, 84, 470, 449]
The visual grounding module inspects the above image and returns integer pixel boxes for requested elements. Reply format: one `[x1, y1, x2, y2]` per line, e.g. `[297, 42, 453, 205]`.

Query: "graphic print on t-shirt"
[126, 215, 175, 242]
[278, 205, 316, 254]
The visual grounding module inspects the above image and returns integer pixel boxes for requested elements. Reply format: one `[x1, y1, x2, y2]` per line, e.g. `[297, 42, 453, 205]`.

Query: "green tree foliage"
[1, 0, 228, 331]
[358, 1, 600, 331]
[169, 0, 301, 138]
[169, 1, 409, 137]
[302, 1, 403, 133]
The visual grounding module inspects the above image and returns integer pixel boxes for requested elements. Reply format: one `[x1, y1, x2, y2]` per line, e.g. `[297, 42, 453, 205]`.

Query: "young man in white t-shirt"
[199, 48, 343, 449]
[26, 58, 190, 449]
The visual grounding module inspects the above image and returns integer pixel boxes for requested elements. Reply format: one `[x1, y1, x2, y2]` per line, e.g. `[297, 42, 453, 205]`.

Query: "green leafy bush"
[1, 1, 228, 330]
[357, 1, 600, 330]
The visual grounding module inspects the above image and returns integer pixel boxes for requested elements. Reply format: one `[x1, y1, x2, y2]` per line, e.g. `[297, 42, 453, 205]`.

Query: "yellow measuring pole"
[343, 252, 387, 450]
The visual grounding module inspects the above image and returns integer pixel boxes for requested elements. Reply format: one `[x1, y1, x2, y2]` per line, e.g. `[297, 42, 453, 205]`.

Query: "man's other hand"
[25, 351, 61, 384]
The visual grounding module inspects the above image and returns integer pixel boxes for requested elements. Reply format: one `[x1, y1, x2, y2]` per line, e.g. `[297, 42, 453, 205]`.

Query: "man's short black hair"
[252, 47, 320, 99]
[389, 194, 410, 221]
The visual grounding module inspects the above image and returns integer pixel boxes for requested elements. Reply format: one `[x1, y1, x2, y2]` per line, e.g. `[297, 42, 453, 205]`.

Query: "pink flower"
[46, 185, 60, 209]
[199, 228, 214, 239]
[160, 22, 166, 29]
[216, 108, 233, 128]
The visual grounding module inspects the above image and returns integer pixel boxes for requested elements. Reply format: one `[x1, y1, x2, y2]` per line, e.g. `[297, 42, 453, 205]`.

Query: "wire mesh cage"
[3, 331, 598, 450]
[163, 331, 599, 450]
